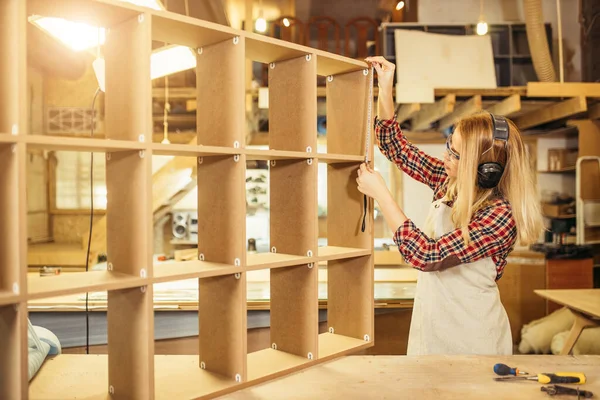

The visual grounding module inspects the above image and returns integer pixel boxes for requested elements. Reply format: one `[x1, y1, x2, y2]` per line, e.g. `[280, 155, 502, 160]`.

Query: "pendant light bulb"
[476, 20, 488, 35]
[395, 1, 405, 10]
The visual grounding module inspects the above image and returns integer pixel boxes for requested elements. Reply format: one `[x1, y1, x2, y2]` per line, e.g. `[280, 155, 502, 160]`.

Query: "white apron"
[406, 199, 513, 355]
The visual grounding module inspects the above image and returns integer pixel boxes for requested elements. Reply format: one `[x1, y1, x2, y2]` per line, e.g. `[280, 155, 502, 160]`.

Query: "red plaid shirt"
[375, 116, 517, 280]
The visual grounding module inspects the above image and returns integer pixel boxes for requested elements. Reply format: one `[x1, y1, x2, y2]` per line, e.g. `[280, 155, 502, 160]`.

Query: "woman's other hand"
[356, 163, 389, 202]
[365, 56, 395, 93]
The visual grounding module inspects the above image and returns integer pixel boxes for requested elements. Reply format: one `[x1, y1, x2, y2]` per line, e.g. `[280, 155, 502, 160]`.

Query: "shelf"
[317, 154, 364, 164]
[543, 214, 576, 220]
[153, 260, 240, 283]
[318, 332, 371, 359]
[24, 135, 146, 152]
[28, 354, 239, 400]
[245, 149, 313, 161]
[0, 291, 19, 307]
[318, 246, 371, 261]
[150, 143, 239, 157]
[538, 167, 576, 173]
[247, 348, 310, 382]
[0, 133, 16, 144]
[27, 271, 148, 300]
[246, 252, 313, 271]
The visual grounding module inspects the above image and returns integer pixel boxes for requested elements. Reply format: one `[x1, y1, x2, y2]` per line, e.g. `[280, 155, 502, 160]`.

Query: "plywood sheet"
[0, 0, 21, 134]
[0, 145, 19, 291]
[269, 55, 317, 152]
[394, 30, 496, 103]
[196, 37, 245, 147]
[0, 304, 25, 399]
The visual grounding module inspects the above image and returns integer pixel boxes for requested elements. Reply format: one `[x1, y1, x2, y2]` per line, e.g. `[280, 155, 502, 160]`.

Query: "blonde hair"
[442, 112, 544, 246]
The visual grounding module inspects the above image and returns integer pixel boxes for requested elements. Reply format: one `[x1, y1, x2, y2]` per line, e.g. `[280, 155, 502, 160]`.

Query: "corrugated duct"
[523, 0, 556, 82]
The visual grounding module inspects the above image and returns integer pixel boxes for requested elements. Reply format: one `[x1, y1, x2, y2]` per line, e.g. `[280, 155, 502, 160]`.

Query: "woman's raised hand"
[365, 56, 395, 93]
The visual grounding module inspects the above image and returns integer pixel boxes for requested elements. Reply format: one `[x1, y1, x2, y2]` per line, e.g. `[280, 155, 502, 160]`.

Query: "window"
[54, 151, 107, 210]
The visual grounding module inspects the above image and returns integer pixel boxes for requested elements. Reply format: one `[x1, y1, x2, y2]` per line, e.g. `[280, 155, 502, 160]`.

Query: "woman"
[358, 56, 544, 355]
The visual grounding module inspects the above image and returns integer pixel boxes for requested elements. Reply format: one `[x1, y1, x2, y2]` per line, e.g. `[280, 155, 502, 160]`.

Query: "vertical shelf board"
[270, 264, 318, 359]
[196, 36, 245, 147]
[327, 256, 374, 341]
[0, 304, 26, 400]
[268, 54, 317, 152]
[326, 69, 371, 157]
[104, 12, 152, 142]
[107, 286, 154, 399]
[104, 12, 154, 399]
[197, 155, 246, 266]
[199, 274, 247, 381]
[327, 162, 372, 249]
[0, 145, 19, 293]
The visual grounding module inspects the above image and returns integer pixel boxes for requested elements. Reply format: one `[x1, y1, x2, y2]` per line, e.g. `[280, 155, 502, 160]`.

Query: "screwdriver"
[494, 363, 528, 376]
[494, 372, 587, 385]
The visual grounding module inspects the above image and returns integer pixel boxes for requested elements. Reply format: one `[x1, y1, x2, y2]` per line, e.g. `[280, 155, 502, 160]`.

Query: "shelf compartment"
[27, 271, 148, 300]
[152, 13, 239, 50]
[317, 154, 365, 164]
[24, 135, 146, 152]
[245, 149, 313, 161]
[318, 332, 371, 359]
[151, 143, 240, 157]
[153, 260, 240, 283]
[318, 246, 371, 261]
[246, 252, 312, 271]
[1, 304, 26, 399]
[247, 348, 310, 382]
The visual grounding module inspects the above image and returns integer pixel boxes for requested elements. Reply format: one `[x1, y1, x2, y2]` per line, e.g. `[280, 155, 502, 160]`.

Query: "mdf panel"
[327, 163, 372, 249]
[0, 145, 19, 291]
[269, 55, 317, 152]
[270, 264, 318, 358]
[104, 13, 152, 142]
[197, 155, 246, 266]
[0, 304, 26, 400]
[270, 159, 318, 256]
[327, 256, 374, 341]
[107, 286, 155, 399]
[196, 36, 245, 147]
[199, 274, 247, 380]
[326, 69, 371, 157]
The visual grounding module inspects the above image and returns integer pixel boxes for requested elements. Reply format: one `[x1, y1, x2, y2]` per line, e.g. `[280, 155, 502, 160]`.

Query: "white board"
[394, 30, 497, 103]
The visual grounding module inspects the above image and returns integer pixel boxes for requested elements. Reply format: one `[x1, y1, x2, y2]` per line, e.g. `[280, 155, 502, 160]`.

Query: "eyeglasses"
[446, 133, 460, 160]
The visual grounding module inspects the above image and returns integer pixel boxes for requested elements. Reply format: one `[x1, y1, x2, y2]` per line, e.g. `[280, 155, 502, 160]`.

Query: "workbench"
[218, 355, 600, 399]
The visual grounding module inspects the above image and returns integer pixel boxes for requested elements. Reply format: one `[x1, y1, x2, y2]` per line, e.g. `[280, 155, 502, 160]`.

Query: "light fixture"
[476, 0, 488, 35]
[255, 0, 267, 33]
[395, 1, 405, 10]
[119, 0, 164, 9]
[29, 16, 106, 51]
[283, 18, 290, 27]
[151, 45, 197, 80]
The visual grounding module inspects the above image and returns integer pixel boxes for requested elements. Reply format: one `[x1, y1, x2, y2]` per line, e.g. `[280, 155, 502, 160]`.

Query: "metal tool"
[541, 384, 594, 398]
[494, 372, 586, 385]
[361, 65, 374, 233]
[493, 363, 528, 376]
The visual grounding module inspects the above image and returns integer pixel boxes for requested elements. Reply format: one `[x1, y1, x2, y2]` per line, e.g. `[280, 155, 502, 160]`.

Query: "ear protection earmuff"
[477, 113, 509, 189]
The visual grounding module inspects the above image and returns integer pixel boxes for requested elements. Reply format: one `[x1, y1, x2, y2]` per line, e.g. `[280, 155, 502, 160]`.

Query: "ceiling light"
[29, 16, 106, 51]
[151, 45, 197, 80]
[119, 0, 164, 10]
[396, 1, 405, 10]
[476, 20, 488, 35]
[283, 18, 290, 27]
[255, 17, 267, 33]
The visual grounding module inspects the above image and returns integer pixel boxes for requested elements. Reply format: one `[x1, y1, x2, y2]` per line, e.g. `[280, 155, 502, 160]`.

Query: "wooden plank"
[199, 274, 246, 380]
[396, 103, 421, 124]
[485, 94, 521, 117]
[588, 102, 600, 120]
[197, 155, 246, 266]
[0, 0, 21, 135]
[153, 261, 240, 283]
[247, 348, 309, 381]
[327, 256, 374, 341]
[197, 36, 245, 147]
[438, 95, 482, 130]
[570, 120, 600, 201]
[327, 69, 371, 156]
[534, 289, 600, 318]
[0, 304, 25, 400]
[434, 87, 527, 97]
[270, 264, 318, 358]
[411, 95, 456, 131]
[527, 82, 600, 97]
[269, 55, 317, 152]
[317, 246, 371, 261]
[246, 253, 312, 271]
[515, 96, 588, 130]
[25, 135, 146, 152]
[270, 160, 317, 256]
[0, 145, 19, 292]
[318, 332, 371, 359]
[105, 12, 152, 142]
[316, 154, 364, 163]
[152, 14, 238, 50]
[107, 286, 154, 399]
[245, 149, 312, 161]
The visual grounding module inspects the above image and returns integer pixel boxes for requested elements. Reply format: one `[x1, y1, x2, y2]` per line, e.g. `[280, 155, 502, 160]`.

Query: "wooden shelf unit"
[1, 0, 374, 398]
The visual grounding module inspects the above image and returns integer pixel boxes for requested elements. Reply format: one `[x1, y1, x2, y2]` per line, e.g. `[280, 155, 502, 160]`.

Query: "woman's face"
[444, 129, 461, 178]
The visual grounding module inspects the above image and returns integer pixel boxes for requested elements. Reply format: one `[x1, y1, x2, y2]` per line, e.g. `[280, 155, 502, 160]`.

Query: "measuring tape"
[361, 66, 374, 233]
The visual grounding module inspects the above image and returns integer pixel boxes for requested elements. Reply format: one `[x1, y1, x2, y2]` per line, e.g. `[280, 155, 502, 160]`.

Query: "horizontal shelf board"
[317, 246, 371, 261]
[318, 332, 372, 359]
[153, 260, 240, 283]
[245, 149, 313, 161]
[152, 13, 239, 50]
[25, 135, 145, 152]
[317, 154, 364, 163]
[151, 143, 240, 157]
[0, 291, 20, 307]
[247, 348, 310, 382]
[28, 354, 239, 400]
[28, 0, 141, 28]
[27, 271, 148, 300]
[538, 167, 576, 173]
[0, 134, 16, 144]
[245, 32, 365, 76]
[246, 252, 313, 271]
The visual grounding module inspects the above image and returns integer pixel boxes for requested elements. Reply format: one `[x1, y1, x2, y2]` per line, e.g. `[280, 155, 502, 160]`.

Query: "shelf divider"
[0, 304, 27, 400]
[104, 12, 154, 399]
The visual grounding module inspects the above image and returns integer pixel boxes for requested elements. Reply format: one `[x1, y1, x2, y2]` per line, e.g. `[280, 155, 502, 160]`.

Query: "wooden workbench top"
[220, 355, 600, 399]
[535, 289, 600, 318]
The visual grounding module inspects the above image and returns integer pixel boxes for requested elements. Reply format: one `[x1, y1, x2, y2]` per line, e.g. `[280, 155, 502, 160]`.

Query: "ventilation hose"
[523, 0, 556, 82]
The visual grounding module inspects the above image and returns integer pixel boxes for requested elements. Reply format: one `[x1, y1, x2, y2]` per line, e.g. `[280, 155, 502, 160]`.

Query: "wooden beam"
[395, 103, 420, 124]
[588, 102, 600, 120]
[515, 97, 588, 130]
[527, 82, 600, 97]
[434, 87, 527, 97]
[485, 94, 522, 117]
[411, 95, 455, 131]
[438, 95, 482, 130]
